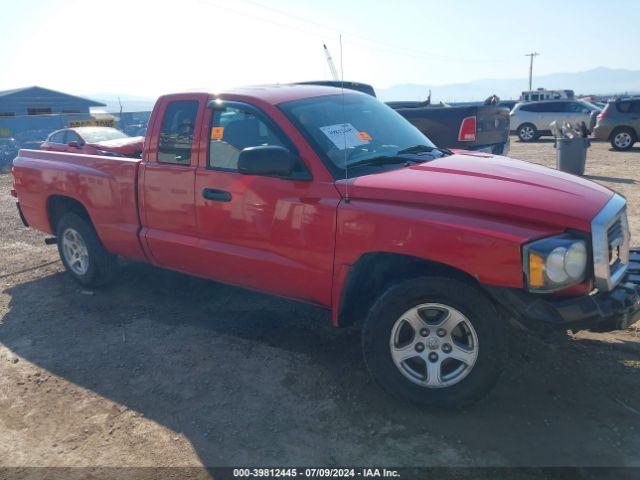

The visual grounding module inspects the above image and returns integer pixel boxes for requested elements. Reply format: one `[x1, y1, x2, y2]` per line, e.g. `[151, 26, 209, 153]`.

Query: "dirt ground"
[1, 138, 639, 473]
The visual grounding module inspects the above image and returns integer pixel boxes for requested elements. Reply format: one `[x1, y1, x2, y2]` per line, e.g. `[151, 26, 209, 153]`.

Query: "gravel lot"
[1, 138, 639, 474]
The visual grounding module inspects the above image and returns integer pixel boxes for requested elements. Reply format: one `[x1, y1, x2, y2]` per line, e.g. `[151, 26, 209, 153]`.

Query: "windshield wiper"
[396, 144, 452, 156]
[347, 156, 413, 169]
[346, 146, 452, 170]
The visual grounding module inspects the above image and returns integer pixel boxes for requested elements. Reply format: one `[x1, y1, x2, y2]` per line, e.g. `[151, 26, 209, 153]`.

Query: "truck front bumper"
[486, 250, 640, 332]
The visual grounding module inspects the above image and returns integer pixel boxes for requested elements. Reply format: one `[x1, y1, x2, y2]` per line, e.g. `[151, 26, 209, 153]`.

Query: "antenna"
[340, 34, 349, 203]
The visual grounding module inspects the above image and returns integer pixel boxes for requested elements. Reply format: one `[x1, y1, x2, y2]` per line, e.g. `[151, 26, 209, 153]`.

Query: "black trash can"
[555, 137, 589, 175]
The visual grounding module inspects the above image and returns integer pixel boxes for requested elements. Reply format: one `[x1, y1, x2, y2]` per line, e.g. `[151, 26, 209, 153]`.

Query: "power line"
[238, 0, 466, 61]
[199, 0, 512, 64]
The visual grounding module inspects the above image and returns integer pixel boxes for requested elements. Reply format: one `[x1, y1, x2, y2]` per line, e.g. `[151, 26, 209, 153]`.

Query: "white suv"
[510, 100, 600, 141]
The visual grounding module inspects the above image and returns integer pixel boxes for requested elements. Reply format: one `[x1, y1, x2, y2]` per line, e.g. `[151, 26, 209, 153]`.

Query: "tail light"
[10, 166, 18, 197]
[597, 108, 609, 122]
[458, 116, 477, 142]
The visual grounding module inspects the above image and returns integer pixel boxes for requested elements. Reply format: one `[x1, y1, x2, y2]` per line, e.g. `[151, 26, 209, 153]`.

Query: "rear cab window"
[158, 100, 199, 164]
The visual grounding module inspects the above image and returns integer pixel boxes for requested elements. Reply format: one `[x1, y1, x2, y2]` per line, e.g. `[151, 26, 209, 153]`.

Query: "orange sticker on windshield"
[211, 126, 224, 140]
[357, 131, 372, 141]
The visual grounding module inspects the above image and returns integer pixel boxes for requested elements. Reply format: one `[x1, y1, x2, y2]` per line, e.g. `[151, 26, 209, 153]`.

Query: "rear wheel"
[517, 123, 538, 142]
[56, 213, 118, 287]
[610, 128, 636, 151]
[361, 277, 506, 408]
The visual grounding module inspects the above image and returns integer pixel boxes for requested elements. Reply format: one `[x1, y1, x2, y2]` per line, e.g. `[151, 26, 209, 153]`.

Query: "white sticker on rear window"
[319, 123, 369, 150]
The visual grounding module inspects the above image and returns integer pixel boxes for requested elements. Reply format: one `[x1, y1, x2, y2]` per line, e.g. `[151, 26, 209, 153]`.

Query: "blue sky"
[1, 0, 639, 97]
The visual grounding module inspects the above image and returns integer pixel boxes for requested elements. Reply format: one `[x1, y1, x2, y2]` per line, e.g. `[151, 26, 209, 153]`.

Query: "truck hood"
[335, 152, 613, 231]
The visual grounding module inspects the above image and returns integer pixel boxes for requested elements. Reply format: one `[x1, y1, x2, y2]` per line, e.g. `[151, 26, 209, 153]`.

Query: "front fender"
[333, 199, 564, 290]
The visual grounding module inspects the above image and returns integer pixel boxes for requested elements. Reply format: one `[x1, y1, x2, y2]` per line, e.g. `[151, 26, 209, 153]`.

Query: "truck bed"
[12, 149, 147, 261]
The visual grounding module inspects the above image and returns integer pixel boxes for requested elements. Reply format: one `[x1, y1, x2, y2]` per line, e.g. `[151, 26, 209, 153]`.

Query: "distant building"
[0, 86, 106, 140]
[0, 85, 105, 117]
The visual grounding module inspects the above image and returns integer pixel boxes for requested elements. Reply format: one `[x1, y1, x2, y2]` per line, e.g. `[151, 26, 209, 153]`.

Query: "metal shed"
[0, 86, 106, 141]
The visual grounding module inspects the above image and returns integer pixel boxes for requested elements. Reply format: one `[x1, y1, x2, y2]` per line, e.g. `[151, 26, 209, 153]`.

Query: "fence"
[0, 111, 152, 171]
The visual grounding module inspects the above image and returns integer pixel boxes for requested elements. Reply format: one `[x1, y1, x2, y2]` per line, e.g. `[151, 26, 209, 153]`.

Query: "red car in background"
[41, 127, 144, 158]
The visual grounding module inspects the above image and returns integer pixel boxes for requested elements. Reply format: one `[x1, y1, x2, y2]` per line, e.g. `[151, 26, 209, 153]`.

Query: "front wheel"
[56, 212, 119, 287]
[361, 277, 506, 408]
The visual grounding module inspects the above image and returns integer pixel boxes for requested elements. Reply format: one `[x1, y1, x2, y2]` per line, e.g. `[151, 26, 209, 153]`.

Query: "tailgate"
[393, 105, 476, 148]
[475, 106, 510, 146]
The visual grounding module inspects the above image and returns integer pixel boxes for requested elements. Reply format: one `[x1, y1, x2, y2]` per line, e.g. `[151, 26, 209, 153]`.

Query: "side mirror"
[238, 145, 298, 177]
[68, 141, 79, 148]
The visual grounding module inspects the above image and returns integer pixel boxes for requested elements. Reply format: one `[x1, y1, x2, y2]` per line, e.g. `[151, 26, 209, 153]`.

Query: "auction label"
[211, 126, 225, 140]
[319, 123, 370, 150]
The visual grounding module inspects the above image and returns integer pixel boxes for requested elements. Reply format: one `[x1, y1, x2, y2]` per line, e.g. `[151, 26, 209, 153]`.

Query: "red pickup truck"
[11, 85, 640, 407]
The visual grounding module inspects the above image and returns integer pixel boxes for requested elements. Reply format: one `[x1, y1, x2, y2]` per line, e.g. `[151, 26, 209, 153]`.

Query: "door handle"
[202, 188, 232, 202]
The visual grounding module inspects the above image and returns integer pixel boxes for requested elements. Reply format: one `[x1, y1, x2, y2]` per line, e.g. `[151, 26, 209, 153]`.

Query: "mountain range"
[376, 67, 640, 102]
[88, 67, 640, 112]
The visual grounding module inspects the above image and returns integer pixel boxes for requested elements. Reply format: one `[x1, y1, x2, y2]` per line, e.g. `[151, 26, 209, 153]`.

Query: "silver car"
[593, 98, 640, 151]
[510, 100, 600, 142]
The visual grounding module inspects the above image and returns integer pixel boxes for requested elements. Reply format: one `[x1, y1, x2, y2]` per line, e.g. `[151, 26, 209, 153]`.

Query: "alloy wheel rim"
[389, 303, 479, 388]
[614, 132, 632, 148]
[520, 127, 534, 140]
[62, 228, 89, 275]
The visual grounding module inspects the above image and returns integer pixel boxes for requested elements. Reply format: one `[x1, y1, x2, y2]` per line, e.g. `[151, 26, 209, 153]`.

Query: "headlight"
[523, 235, 588, 292]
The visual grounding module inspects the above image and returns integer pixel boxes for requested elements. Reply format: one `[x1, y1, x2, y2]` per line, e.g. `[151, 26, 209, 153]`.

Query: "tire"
[610, 127, 636, 151]
[517, 123, 538, 142]
[361, 277, 506, 408]
[56, 212, 118, 287]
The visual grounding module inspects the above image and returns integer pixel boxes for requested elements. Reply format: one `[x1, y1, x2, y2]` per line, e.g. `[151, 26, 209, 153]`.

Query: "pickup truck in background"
[386, 100, 510, 154]
[12, 85, 640, 407]
[299, 81, 511, 154]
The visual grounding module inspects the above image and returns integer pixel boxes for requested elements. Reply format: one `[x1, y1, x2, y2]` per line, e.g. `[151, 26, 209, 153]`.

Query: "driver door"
[193, 101, 340, 306]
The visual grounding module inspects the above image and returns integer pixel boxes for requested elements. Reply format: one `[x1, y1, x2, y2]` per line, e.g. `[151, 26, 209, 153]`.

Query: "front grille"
[607, 218, 623, 244]
[591, 195, 630, 291]
[607, 216, 624, 270]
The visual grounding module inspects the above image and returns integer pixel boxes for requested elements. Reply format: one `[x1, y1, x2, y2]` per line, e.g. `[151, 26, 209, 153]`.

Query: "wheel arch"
[336, 252, 481, 328]
[517, 122, 538, 132]
[609, 125, 638, 141]
[47, 195, 94, 234]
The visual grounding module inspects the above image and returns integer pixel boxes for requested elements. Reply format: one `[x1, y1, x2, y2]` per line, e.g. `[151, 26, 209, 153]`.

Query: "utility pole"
[525, 52, 540, 91]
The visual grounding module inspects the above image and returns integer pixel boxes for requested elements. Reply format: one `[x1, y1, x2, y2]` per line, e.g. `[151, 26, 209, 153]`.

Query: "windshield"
[279, 94, 437, 174]
[78, 127, 129, 143]
[579, 100, 601, 112]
